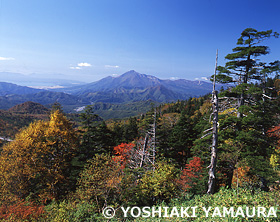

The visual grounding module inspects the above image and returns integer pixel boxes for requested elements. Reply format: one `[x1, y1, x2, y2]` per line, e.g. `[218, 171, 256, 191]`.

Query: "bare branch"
[203, 127, 214, 134]
[262, 94, 276, 100]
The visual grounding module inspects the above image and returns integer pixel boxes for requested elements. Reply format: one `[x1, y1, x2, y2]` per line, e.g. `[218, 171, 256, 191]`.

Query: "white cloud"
[70, 62, 91, 70]
[111, 74, 119, 77]
[105, 65, 119, 68]
[195, 77, 209, 81]
[78, 62, 92, 67]
[0, 57, 15, 61]
[170, 77, 179, 80]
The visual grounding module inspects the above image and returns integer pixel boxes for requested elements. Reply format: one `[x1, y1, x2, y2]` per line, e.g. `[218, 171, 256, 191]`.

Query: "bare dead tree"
[139, 133, 149, 168]
[207, 50, 219, 194]
[127, 108, 158, 171]
[128, 135, 153, 169]
[150, 108, 157, 171]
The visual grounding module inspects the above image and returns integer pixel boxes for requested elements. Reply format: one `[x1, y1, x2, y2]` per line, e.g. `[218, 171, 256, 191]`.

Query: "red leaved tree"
[0, 197, 45, 221]
[177, 156, 204, 192]
[113, 143, 135, 168]
[268, 125, 280, 146]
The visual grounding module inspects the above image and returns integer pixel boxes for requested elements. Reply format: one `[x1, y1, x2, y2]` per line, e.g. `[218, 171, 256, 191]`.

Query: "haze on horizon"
[1, 0, 280, 84]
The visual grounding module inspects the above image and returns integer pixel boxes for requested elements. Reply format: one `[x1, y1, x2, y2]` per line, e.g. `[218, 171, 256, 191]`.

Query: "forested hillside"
[0, 28, 279, 221]
[0, 102, 83, 142]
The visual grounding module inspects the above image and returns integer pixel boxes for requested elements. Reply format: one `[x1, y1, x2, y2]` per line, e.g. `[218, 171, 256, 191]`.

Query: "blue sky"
[0, 0, 280, 83]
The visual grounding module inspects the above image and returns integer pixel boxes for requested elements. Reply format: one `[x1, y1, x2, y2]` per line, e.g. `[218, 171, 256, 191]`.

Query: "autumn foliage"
[231, 165, 258, 188]
[113, 142, 135, 168]
[268, 125, 280, 147]
[178, 157, 204, 192]
[77, 154, 123, 212]
[0, 110, 78, 202]
[0, 198, 45, 221]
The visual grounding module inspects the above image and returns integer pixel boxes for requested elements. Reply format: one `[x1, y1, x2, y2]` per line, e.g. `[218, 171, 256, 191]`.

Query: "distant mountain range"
[0, 82, 42, 96]
[0, 70, 224, 113]
[55, 70, 222, 103]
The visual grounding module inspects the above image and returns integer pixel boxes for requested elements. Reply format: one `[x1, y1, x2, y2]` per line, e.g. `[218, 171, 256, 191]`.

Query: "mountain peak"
[114, 70, 161, 89]
[126, 70, 138, 73]
[122, 70, 141, 77]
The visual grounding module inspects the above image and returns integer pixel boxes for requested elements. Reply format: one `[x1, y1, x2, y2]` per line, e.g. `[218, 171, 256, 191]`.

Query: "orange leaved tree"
[0, 197, 45, 221]
[112, 143, 135, 168]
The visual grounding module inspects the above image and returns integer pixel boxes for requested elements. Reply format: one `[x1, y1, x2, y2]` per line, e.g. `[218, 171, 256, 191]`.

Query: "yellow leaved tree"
[0, 110, 78, 203]
[77, 154, 123, 213]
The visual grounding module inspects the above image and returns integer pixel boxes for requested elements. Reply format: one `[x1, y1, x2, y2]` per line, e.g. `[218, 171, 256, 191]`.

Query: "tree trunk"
[207, 90, 219, 194]
[139, 134, 149, 168]
[207, 50, 219, 194]
[152, 109, 156, 171]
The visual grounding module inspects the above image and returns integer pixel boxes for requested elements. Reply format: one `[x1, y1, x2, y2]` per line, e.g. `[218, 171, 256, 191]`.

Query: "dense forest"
[0, 28, 280, 221]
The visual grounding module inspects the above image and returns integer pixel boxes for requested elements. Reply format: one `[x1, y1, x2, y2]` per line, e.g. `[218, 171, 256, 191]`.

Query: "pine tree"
[79, 106, 113, 161]
[210, 28, 280, 189]
[168, 111, 196, 167]
[123, 117, 139, 142]
[215, 28, 279, 117]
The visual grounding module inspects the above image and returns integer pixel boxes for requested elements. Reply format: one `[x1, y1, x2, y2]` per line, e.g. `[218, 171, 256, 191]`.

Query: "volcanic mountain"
[59, 70, 219, 103]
